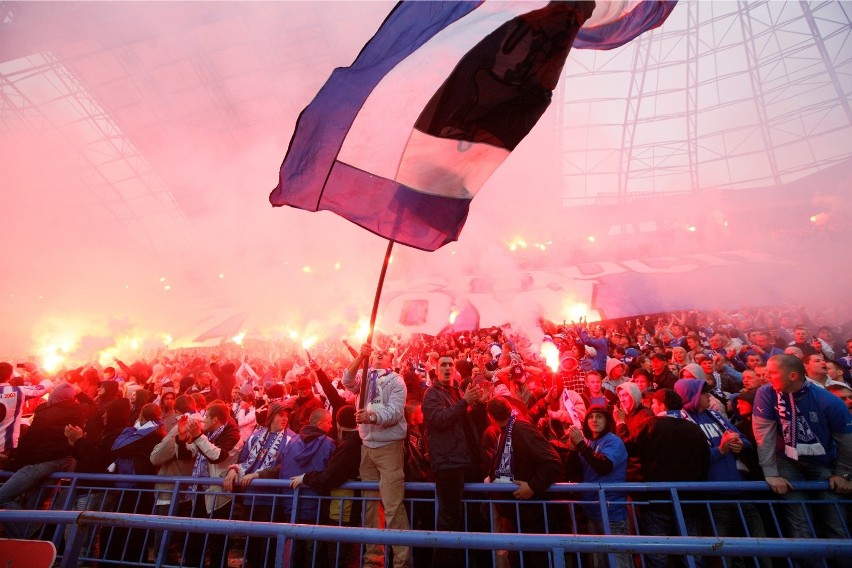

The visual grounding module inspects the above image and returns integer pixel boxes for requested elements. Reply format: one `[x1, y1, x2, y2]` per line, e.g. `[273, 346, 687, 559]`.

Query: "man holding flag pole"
[342, 343, 410, 568]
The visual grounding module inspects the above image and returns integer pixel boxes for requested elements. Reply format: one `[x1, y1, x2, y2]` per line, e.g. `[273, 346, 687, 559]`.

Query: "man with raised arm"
[341, 343, 410, 568]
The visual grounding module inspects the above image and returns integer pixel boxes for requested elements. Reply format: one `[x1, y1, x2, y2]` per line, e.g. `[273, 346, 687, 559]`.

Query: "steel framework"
[559, 0, 852, 206]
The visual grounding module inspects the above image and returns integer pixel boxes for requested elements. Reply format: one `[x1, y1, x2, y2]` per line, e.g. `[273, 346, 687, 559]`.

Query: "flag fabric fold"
[270, 0, 676, 251]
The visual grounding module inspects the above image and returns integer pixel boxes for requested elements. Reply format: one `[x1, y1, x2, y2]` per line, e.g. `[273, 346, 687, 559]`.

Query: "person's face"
[827, 362, 844, 382]
[746, 355, 761, 370]
[766, 359, 798, 393]
[437, 357, 455, 386]
[571, 344, 583, 358]
[754, 366, 768, 384]
[651, 358, 665, 374]
[610, 364, 624, 380]
[317, 414, 333, 434]
[736, 398, 753, 417]
[586, 374, 602, 394]
[698, 359, 713, 375]
[371, 349, 392, 370]
[593, 326, 605, 339]
[828, 388, 852, 413]
[633, 375, 649, 391]
[528, 381, 545, 398]
[161, 394, 175, 410]
[408, 405, 424, 426]
[232, 389, 240, 401]
[671, 325, 684, 338]
[617, 389, 635, 412]
[641, 358, 653, 373]
[298, 386, 312, 399]
[794, 328, 809, 344]
[686, 337, 698, 349]
[203, 413, 220, 433]
[650, 398, 664, 415]
[806, 355, 827, 378]
[673, 350, 686, 364]
[586, 412, 607, 436]
[270, 412, 288, 432]
[817, 329, 832, 342]
[742, 371, 759, 390]
[754, 334, 772, 349]
[698, 391, 711, 411]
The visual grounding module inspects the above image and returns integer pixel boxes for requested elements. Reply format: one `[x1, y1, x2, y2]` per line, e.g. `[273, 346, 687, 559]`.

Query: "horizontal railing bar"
[1, 510, 850, 559]
[0, 471, 837, 493]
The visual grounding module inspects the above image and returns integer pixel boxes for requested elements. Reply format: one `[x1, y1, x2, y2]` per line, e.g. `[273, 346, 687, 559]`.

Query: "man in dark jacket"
[0, 382, 84, 538]
[64, 397, 131, 553]
[487, 396, 561, 568]
[623, 411, 710, 568]
[285, 405, 362, 568]
[422, 355, 486, 567]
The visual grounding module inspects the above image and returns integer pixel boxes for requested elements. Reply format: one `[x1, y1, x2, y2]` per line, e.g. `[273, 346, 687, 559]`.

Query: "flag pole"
[358, 239, 395, 410]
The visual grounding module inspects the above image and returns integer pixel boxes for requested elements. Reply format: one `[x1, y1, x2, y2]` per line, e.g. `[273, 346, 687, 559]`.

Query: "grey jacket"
[342, 368, 407, 448]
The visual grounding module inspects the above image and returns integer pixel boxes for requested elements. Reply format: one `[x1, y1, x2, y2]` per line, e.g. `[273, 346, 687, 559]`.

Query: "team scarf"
[777, 383, 826, 460]
[190, 424, 226, 493]
[494, 411, 519, 480]
[243, 428, 288, 474]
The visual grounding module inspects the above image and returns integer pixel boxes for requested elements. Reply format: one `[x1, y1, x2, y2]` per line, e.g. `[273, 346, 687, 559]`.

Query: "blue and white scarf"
[494, 411, 519, 481]
[777, 384, 825, 460]
[190, 424, 225, 493]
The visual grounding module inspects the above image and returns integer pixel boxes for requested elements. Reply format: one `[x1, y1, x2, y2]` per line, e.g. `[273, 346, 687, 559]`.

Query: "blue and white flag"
[270, 1, 677, 251]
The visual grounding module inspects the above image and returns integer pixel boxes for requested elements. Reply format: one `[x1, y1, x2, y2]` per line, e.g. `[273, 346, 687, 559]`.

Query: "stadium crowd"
[0, 304, 850, 568]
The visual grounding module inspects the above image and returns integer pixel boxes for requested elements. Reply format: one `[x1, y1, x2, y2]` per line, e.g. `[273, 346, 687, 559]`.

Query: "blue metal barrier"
[0, 472, 850, 568]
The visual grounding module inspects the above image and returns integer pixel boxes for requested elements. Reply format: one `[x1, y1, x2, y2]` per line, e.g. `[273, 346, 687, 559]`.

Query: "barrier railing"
[0, 472, 850, 568]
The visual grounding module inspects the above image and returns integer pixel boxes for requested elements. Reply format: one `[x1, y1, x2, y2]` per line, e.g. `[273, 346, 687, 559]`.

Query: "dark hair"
[802, 353, 824, 366]
[140, 402, 162, 423]
[175, 394, 197, 414]
[206, 400, 229, 423]
[0, 363, 12, 383]
[487, 397, 513, 422]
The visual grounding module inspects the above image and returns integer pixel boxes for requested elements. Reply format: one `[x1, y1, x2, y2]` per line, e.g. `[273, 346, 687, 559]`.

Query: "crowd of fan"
[0, 305, 850, 568]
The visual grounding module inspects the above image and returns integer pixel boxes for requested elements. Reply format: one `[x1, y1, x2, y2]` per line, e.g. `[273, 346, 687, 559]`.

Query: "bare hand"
[290, 474, 305, 489]
[188, 419, 203, 438]
[240, 473, 259, 488]
[567, 425, 584, 446]
[355, 409, 372, 424]
[464, 385, 482, 404]
[828, 476, 852, 495]
[223, 470, 238, 492]
[359, 343, 373, 359]
[64, 425, 84, 444]
[765, 475, 793, 495]
[513, 480, 534, 500]
[613, 407, 626, 425]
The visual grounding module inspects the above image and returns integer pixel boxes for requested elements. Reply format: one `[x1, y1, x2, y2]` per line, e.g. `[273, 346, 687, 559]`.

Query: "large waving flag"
[270, 1, 677, 251]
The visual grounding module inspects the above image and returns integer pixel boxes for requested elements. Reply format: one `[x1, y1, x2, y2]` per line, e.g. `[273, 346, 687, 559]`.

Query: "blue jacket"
[579, 432, 628, 521]
[274, 425, 335, 522]
[675, 379, 751, 483]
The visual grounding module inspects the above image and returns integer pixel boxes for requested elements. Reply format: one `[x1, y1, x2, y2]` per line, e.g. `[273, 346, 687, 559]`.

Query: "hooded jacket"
[577, 408, 628, 521]
[674, 378, 751, 483]
[259, 424, 335, 522]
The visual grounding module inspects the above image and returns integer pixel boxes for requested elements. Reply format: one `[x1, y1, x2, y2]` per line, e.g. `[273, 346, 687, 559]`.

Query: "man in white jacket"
[342, 344, 409, 568]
